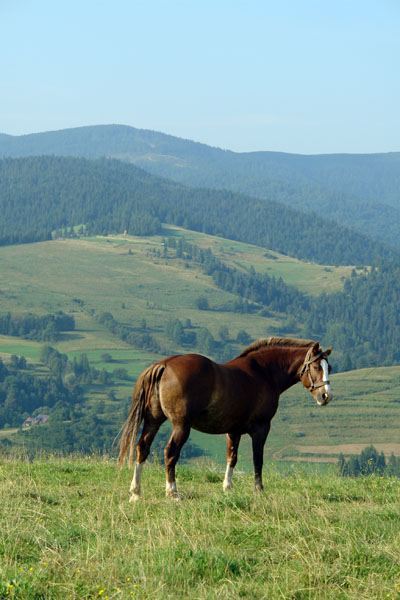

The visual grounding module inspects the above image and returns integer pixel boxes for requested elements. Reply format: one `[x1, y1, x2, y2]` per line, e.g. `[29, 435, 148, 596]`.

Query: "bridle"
[300, 347, 330, 392]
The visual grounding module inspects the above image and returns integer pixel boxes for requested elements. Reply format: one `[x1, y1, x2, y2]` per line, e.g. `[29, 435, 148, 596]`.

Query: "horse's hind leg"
[129, 414, 166, 502]
[164, 423, 190, 500]
[223, 433, 241, 491]
[250, 423, 270, 492]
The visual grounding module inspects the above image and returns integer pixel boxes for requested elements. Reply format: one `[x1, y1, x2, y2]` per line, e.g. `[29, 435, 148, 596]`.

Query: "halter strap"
[300, 348, 330, 391]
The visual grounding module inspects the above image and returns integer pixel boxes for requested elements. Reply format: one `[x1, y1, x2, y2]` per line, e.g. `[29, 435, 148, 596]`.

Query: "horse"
[119, 337, 332, 501]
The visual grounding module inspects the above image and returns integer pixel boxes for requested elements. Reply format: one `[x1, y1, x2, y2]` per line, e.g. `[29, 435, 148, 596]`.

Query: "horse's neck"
[255, 347, 306, 393]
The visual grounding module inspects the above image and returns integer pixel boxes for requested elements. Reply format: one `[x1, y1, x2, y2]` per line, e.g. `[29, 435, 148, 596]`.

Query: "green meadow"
[1, 456, 400, 600]
[0, 232, 281, 353]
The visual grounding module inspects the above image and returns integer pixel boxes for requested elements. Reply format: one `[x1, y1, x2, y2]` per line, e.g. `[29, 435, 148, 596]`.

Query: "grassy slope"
[1, 457, 400, 600]
[161, 225, 357, 295]
[0, 225, 352, 369]
[1, 227, 399, 465]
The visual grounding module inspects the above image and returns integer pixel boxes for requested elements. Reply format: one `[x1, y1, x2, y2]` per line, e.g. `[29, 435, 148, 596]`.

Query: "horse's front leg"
[164, 422, 190, 500]
[250, 423, 270, 492]
[223, 433, 241, 491]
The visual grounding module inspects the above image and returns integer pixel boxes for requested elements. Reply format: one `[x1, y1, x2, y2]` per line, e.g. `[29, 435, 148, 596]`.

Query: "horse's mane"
[238, 337, 315, 358]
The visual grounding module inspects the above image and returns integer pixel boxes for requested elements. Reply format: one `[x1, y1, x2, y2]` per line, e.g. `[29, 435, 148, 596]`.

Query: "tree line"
[337, 445, 400, 479]
[0, 311, 75, 342]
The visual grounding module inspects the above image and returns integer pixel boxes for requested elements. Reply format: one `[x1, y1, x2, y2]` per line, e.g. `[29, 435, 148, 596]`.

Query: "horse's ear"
[324, 346, 333, 356]
[311, 341, 320, 354]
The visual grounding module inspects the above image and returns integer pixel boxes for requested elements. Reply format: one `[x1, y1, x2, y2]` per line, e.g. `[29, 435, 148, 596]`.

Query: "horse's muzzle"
[316, 388, 333, 406]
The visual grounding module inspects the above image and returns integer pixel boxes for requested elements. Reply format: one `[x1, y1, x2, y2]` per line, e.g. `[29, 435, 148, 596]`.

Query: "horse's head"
[300, 342, 333, 406]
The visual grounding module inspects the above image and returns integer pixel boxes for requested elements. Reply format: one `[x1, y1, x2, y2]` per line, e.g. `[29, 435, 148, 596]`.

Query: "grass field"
[1, 456, 399, 600]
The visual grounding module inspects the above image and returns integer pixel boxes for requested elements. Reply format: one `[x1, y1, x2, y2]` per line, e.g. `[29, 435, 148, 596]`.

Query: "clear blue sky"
[1, 0, 399, 154]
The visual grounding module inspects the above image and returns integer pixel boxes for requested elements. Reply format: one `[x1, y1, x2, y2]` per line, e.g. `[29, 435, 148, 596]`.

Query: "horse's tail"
[118, 362, 166, 468]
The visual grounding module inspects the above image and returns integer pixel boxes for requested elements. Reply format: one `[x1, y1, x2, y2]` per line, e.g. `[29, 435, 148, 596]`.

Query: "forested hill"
[0, 155, 395, 266]
[1, 125, 399, 248]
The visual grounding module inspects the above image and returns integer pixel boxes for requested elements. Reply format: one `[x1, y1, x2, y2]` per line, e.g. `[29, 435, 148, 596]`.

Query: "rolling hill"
[1, 124, 399, 247]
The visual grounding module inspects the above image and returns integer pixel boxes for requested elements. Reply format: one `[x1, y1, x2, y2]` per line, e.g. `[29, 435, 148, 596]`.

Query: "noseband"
[300, 348, 330, 391]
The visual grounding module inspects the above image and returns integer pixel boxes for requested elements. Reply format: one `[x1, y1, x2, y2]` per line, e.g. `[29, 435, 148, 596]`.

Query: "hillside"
[1, 230, 400, 461]
[1, 124, 399, 247]
[1, 457, 400, 599]
[0, 155, 396, 267]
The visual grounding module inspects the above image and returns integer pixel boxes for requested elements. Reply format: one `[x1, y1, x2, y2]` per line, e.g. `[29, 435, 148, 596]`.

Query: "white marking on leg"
[223, 465, 234, 491]
[166, 479, 182, 500]
[166, 480, 177, 494]
[129, 462, 143, 502]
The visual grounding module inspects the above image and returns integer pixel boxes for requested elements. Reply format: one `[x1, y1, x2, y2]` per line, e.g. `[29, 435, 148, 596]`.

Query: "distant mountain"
[0, 155, 394, 266]
[1, 125, 399, 248]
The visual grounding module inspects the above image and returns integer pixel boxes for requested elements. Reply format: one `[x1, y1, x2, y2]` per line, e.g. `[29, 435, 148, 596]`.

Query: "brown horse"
[119, 337, 332, 501]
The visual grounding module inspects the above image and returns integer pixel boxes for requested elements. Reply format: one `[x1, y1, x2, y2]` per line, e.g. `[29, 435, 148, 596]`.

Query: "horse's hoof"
[254, 485, 264, 493]
[166, 491, 183, 501]
[222, 483, 233, 492]
[129, 493, 141, 503]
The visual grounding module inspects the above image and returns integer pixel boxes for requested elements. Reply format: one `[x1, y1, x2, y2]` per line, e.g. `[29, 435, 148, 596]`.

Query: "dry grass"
[1, 456, 400, 599]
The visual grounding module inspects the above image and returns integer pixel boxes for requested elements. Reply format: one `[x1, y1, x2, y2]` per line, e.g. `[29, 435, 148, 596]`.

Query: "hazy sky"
[1, 0, 399, 154]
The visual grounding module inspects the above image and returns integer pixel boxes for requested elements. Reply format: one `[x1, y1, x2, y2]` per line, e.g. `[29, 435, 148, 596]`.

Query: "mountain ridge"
[1, 124, 399, 248]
